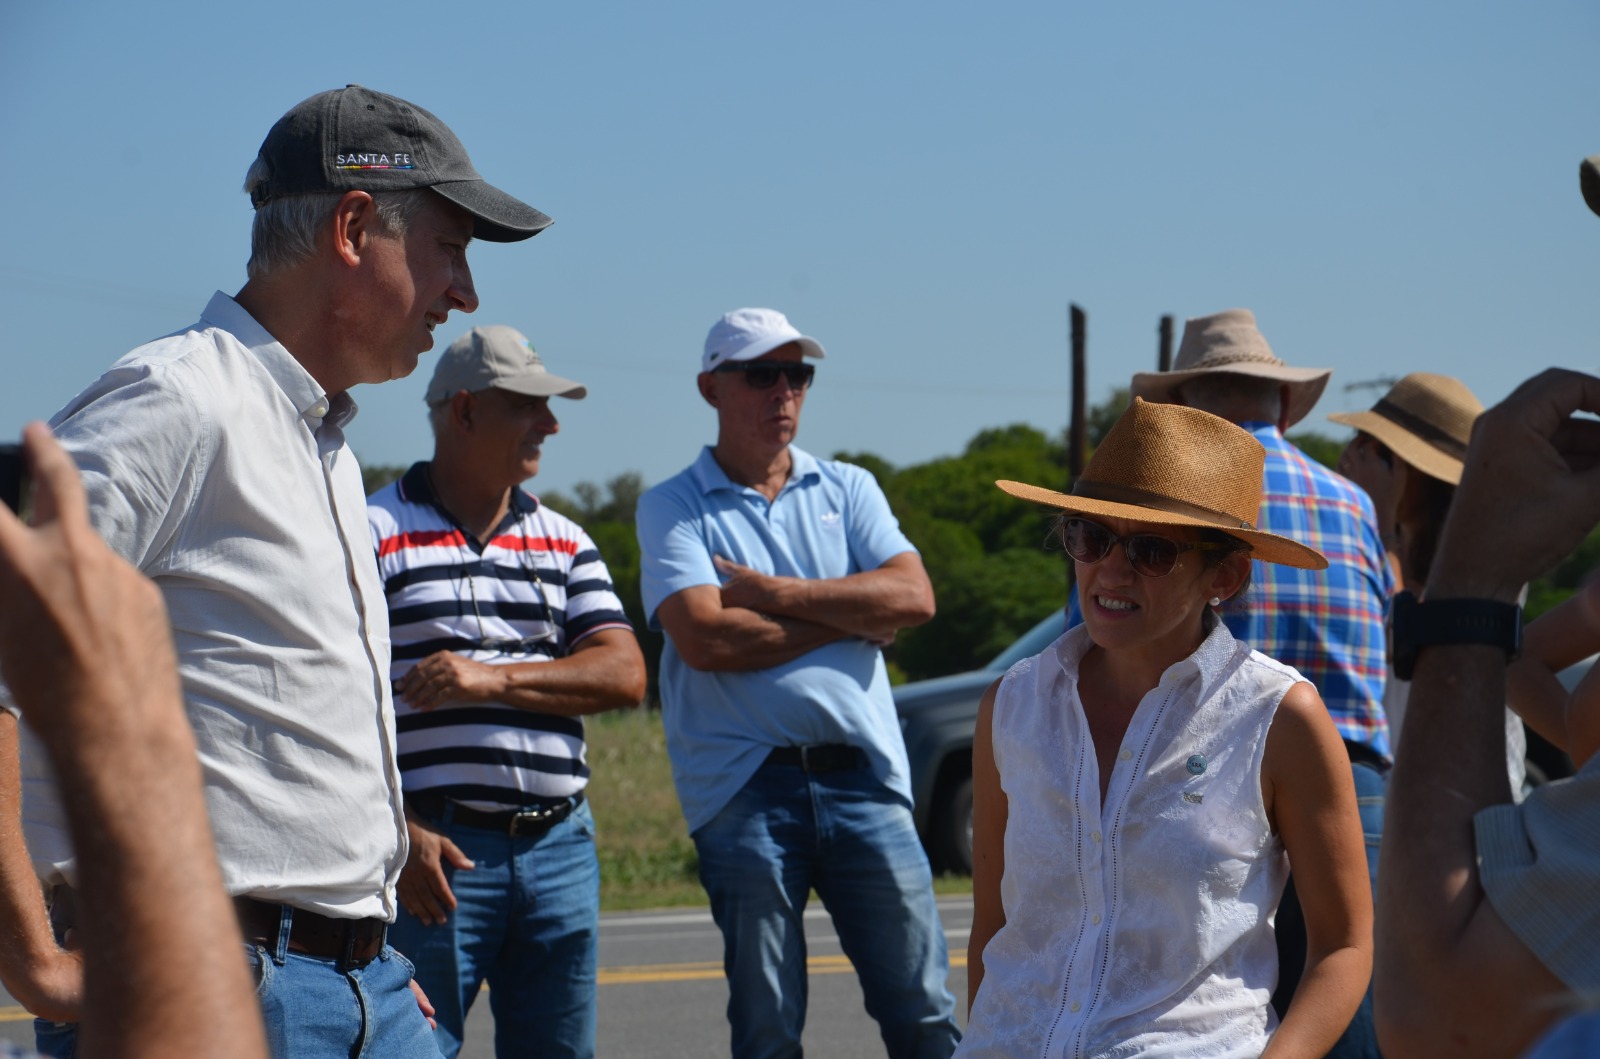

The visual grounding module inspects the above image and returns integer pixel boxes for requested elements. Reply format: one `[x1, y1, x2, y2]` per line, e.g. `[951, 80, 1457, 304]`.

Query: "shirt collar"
[202, 291, 354, 429]
[1158, 613, 1239, 696]
[689, 444, 820, 496]
[1056, 610, 1240, 699]
[397, 461, 540, 525]
[1240, 420, 1286, 446]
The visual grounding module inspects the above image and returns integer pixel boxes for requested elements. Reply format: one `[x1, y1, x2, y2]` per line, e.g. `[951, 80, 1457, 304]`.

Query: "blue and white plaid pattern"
[1221, 424, 1394, 756]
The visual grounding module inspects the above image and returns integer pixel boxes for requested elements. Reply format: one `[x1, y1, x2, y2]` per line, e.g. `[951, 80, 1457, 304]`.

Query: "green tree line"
[362, 389, 1597, 700]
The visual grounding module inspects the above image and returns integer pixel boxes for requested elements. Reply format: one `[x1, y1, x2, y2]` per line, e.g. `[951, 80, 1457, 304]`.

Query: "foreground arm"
[1376, 369, 1600, 1059]
[0, 423, 266, 1059]
[966, 679, 1007, 1014]
[1261, 682, 1372, 1058]
[397, 628, 647, 715]
[0, 713, 82, 1021]
[714, 551, 936, 643]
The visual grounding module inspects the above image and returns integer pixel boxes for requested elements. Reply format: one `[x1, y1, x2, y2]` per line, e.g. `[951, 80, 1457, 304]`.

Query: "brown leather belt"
[766, 743, 869, 773]
[407, 790, 585, 838]
[234, 897, 386, 970]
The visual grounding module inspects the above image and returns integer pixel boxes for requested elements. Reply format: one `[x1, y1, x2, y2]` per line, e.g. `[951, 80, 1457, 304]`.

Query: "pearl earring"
[1208, 596, 1222, 607]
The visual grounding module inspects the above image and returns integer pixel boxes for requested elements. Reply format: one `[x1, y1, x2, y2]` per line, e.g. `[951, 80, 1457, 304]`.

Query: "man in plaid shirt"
[1132, 307, 1392, 1059]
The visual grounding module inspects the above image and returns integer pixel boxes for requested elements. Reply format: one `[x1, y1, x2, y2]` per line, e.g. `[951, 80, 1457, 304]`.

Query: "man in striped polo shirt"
[368, 325, 646, 1059]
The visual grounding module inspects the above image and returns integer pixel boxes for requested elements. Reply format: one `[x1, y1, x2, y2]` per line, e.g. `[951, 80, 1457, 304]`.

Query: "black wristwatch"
[1390, 590, 1522, 681]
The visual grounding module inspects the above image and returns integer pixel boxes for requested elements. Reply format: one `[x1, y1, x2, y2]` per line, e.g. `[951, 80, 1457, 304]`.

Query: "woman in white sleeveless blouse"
[960, 400, 1372, 1058]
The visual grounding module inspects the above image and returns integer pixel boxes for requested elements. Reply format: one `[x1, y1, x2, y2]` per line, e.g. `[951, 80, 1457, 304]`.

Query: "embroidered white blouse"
[960, 620, 1298, 1058]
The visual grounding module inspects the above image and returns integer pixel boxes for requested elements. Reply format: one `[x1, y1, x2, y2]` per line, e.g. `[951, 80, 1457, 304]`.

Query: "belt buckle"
[508, 801, 561, 836]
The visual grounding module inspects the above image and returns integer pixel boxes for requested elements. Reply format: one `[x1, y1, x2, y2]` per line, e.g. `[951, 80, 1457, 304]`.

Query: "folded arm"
[713, 550, 936, 643]
[396, 628, 647, 716]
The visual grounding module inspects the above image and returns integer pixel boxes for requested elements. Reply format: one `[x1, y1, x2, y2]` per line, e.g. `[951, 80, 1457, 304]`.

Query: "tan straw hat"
[997, 398, 1327, 569]
[1327, 373, 1482, 485]
[1129, 308, 1332, 428]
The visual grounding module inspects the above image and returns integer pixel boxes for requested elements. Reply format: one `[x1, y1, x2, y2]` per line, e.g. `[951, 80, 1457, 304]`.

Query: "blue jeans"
[248, 942, 442, 1058]
[692, 757, 961, 1059]
[387, 798, 599, 1059]
[34, 925, 440, 1059]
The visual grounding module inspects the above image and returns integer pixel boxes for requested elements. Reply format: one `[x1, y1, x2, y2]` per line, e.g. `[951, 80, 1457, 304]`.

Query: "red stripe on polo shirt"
[493, 534, 581, 556]
[376, 528, 470, 557]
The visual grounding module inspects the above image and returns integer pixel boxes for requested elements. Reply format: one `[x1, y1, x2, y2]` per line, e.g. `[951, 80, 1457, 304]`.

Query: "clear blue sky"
[3, 2, 1597, 498]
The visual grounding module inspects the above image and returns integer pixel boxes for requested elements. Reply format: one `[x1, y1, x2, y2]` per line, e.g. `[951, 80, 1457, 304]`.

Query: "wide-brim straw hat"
[1129, 308, 1332, 428]
[1327, 372, 1482, 485]
[997, 398, 1328, 569]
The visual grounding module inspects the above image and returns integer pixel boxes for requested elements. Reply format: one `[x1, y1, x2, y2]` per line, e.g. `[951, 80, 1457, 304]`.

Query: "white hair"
[242, 155, 433, 279]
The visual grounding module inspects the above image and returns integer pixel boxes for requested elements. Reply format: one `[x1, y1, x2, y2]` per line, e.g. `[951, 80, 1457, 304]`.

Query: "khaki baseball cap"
[425, 326, 587, 403]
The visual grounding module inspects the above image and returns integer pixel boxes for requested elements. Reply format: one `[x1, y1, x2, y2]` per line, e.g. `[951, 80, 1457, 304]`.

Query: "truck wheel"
[935, 776, 974, 876]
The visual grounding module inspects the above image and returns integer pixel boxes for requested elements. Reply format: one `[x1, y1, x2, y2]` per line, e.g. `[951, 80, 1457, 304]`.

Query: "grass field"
[585, 708, 972, 911]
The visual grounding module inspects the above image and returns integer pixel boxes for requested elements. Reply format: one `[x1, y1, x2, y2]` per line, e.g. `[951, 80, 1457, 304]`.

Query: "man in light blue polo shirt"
[636, 308, 960, 1059]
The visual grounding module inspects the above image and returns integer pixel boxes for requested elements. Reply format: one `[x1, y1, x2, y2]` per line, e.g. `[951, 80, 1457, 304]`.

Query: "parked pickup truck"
[894, 611, 1067, 876]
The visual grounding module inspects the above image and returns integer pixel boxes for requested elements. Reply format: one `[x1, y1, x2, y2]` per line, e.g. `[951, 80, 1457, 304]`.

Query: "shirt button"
[308, 401, 328, 418]
[1091, 831, 1102, 843]
[1071, 1001, 1082, 1013]
[1119, 748, 1132, 761]
[1092, 913, 1101, 925]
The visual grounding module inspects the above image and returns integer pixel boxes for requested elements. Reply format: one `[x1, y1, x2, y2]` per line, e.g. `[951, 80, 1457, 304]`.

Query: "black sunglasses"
[714, 361, 815, 390]
[1062, 517, 1218, 578]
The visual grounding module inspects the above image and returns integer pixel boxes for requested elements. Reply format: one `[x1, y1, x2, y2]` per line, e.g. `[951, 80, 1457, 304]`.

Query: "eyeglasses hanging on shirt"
[457, 514, 563, 658]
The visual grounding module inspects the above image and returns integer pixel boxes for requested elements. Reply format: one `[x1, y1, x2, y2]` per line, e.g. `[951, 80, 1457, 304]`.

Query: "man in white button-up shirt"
[0, 85, 552, 1058]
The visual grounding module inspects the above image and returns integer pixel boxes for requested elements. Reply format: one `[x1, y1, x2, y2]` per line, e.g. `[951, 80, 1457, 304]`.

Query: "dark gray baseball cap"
[249, 85, 552, 243]
[426, 326, 587, 403]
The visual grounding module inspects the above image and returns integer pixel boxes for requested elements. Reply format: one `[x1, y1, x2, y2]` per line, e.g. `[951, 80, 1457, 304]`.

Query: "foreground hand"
[0, 424, 180, 740]
[409, 978, 437, 1030]
[1431, 368, 1600, 600]
[397, 816, 474, 926]
[397, 651, 504, 711]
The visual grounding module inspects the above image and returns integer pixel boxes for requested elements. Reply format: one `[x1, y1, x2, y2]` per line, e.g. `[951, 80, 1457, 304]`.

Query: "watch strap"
[1390, 591, 1522, 681]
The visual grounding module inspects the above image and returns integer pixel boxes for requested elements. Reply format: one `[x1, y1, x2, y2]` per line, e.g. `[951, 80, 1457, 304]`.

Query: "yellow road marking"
[0, 951, 971, 1018]
[598, 950, 967, 986]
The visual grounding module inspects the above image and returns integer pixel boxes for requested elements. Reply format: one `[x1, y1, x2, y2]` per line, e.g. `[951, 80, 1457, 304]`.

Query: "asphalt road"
[0, 897, 974, 1057]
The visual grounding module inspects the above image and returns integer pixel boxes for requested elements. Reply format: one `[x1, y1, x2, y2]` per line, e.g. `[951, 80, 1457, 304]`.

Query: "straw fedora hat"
[1129, 308, 1332, 428]
[1327, 373, 1482, 485]
[997, 398, 1327, 569]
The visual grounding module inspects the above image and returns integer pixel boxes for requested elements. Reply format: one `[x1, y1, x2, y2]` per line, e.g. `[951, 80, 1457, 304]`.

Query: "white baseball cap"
[701, 308, 826, 373]
[426, 325, 587, 403]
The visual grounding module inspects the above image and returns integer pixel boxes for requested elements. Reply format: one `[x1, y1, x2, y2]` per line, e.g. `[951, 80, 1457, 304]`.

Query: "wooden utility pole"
[1069, 304, 1087, 484]
[1158, 315, 1174, 371]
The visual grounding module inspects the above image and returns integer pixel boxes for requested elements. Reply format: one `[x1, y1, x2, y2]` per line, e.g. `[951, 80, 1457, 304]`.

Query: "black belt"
[407, 790, 584, 838]
[1343, 738, 1392, 773]
[766, 744, 869, 773]
[234, 897, 386, 970]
